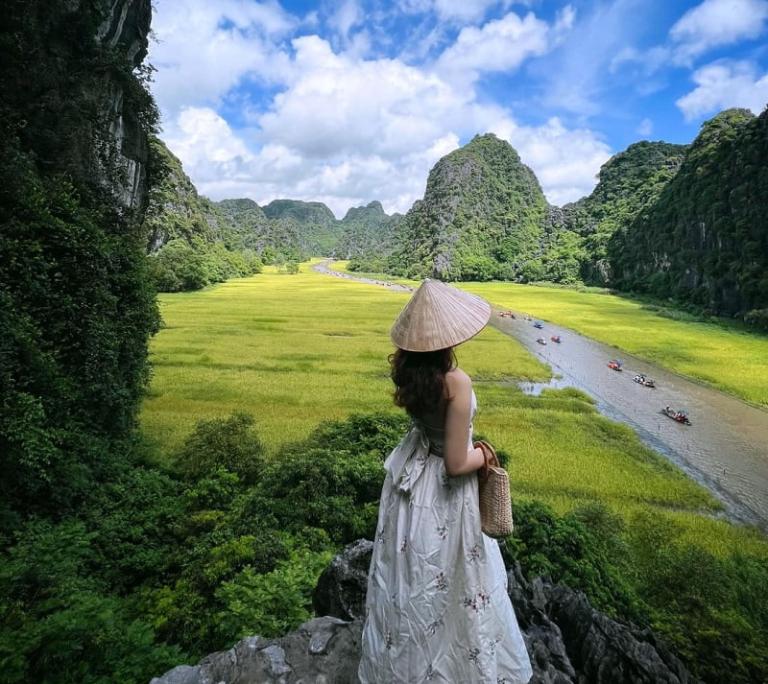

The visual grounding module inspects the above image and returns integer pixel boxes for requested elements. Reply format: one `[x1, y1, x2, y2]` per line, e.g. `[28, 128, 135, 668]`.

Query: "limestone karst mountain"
[386, 133, 549, 281]
[609, 108, 768, 319]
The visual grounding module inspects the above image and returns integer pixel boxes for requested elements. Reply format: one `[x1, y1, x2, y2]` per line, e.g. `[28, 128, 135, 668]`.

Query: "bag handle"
[474, 439, 498, 482]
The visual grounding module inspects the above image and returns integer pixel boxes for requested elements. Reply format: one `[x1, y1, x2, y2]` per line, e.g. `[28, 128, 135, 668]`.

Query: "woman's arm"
[443, 370, 485, 477]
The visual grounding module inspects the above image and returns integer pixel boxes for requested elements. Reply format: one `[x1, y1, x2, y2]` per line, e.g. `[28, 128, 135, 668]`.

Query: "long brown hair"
[388, 347, 457, 418]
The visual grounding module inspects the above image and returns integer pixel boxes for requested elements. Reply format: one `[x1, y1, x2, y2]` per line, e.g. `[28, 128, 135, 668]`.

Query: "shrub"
[174, 412, 265, 484]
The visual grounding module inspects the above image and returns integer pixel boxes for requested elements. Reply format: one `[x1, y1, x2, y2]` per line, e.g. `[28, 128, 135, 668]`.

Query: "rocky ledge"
[151, 539, 698, 684]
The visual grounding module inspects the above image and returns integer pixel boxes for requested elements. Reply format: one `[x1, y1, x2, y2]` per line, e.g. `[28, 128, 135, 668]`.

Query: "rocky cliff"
[151, 540, 698, 684]
[563, 141, 688, 284]
[388, 133, 549, 280]
[334, 201, 401, 260]
[0, 0, 158, 516]
[609, 108, 768, 319]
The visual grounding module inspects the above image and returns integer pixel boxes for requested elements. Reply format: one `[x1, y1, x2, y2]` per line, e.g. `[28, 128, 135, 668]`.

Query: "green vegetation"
[142, 139, 265, 291]
[336, 200, 400, 262]
[0, 0, 160, 526]
[610, 108, 768, 321]
[563, 141, 687, 284]
[385, 133, 548, 280]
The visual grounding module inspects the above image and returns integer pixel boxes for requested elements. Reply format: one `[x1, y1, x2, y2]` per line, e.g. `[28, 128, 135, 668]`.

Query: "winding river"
[314, 261, 768, 530]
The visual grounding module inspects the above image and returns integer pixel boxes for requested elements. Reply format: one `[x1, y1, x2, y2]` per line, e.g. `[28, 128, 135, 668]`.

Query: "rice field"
[331, 261, 768, 407]
[141, 261, 768, 558]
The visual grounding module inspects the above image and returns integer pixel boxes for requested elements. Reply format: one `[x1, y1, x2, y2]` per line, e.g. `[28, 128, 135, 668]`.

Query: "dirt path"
[313, 260, 768, 530]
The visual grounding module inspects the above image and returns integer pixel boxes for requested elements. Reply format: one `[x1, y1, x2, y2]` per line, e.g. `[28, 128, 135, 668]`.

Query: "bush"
[744, 308, 768, 331]
[148, 240, 262, 292]
[501, 500, 645, 621]
[174, 412, 265, 485]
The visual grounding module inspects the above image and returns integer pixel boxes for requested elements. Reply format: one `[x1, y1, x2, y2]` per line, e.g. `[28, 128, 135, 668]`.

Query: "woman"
[358, 278, 533, 683]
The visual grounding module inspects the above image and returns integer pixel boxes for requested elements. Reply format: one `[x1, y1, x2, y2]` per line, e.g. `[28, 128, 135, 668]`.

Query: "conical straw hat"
[390, 278, 491, 351]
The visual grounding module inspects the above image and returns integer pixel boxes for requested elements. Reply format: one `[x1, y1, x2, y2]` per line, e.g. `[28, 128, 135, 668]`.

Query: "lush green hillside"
[337, 200, 401, 268]
[386, 133, 549, 280]
[564, 141, 688, 284]
[262, 198, 343, 255]
[610, 108, 768, 323]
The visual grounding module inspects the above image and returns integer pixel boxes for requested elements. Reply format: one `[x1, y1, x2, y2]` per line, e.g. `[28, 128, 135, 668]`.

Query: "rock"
[150, 617, 363, 684]
[312, 538, 372, 620]
[152, 541, 700, 684]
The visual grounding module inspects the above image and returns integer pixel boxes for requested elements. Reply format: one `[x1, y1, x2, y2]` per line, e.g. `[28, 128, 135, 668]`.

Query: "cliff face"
[334, 201, 400, 259]
[563, 141, 688, 284]
[389, 133, 548, 280]
[0, 0, 153, 213]
[0, 0, 158, 517]
[609, 108, 768, 317]
[95, 0, 153, 210]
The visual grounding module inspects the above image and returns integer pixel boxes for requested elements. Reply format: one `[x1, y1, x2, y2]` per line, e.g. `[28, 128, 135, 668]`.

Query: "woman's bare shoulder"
[445, 367, 471, 399]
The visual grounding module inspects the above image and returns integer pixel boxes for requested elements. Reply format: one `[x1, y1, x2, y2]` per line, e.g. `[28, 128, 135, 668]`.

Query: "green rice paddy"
[331, 261, 768, 407]
[141, 260, 768, 558]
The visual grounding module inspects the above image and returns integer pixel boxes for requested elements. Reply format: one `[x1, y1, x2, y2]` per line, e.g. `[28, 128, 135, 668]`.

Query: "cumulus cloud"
[149, 0, 296, 116]
[676, 60, 768, 120]
[670, 0, 768, 64]
[154, 3, 608, 215]
[435, 11, 551, 84]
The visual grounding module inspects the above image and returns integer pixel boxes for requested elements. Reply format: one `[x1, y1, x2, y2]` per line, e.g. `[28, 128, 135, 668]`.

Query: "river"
[314, 261, 768, 530]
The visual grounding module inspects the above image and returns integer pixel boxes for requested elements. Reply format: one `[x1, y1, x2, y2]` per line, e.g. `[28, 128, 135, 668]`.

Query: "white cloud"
[435, 11, 551, 84]
[676, 60, 768, 120]
[491, 117, 613, 205]
[328, 0, 362, 41]
[637, 118, 653, 136]
[670, 0, 768, 64]
[149, 0, 296, 117]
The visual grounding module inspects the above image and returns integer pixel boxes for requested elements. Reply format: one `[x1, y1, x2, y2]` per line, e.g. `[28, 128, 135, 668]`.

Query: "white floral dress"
[358, 389, 533, 683]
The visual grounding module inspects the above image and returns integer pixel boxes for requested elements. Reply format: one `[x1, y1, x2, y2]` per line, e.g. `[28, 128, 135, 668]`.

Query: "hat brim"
[390, 279, 492, 351]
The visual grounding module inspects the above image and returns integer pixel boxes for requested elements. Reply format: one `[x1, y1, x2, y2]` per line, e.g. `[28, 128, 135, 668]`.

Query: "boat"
[499, 310, 516, 319]
[662, 406, 692, 425]
[533, 321, 544, 329]
[633, 374, 656, 388]
[607, 359, 623, 371]
[536, 337, 547, 345]
[550, 335, 561, 343]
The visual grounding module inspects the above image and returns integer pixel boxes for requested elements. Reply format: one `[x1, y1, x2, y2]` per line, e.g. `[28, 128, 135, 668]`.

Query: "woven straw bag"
[476, 440, 513, 538]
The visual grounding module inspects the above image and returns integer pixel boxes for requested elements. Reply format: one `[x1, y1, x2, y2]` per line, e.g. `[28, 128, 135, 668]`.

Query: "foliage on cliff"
[563, 141, 688, 284]
[338, 201, 401, 270]
[142, 139, 263, 291]
[386, 133, 548, 280]
[609, 108, 768, 320]
[0, 0, 159, 524]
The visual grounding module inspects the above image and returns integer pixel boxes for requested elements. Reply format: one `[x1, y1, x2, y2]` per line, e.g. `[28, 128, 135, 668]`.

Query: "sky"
[148, 0, 768, 217]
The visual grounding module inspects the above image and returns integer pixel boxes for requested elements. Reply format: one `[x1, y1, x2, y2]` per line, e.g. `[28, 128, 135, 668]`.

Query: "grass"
[141, 259, 548, 459]
[330, 261, 768, 407]
[141, 259, 767, 560]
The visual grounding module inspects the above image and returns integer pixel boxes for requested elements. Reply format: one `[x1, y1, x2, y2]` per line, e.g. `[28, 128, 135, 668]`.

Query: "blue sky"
[149, 0, 768, 216]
